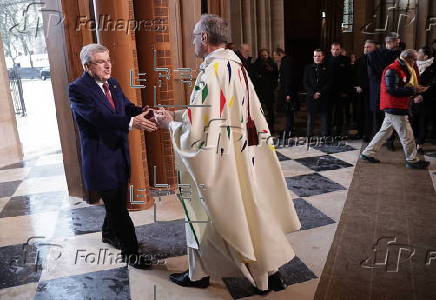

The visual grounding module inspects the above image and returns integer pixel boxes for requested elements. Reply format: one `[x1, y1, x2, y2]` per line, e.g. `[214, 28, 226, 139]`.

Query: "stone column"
[0, 33, 23, 167]
[230, 0, 243, 45]
[241, 0, 258, 56]
[256, 0, 269, 50]
[93, 0, 153, 210]
[270, 0, 285, 51]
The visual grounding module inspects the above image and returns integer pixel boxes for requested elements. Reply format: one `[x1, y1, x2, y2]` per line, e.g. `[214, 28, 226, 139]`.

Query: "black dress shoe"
[122, 253, 153, 270]
[268, 271, 287, 291]
[254, 288, 270, 295]
[405, 160, 430, 170]
[169, 270, 210, 288]
[102, 236, 122, 250]
[360, 154, 380, 163]
[254, 272, 287, 295]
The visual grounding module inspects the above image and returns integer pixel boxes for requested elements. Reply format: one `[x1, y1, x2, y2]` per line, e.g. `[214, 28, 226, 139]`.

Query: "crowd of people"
[229, 33, 436, 163]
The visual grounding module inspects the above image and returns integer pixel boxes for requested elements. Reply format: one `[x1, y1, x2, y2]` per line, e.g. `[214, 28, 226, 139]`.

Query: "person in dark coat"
[253, 48, 279, 132]
[69, 44, 158, 269]
[326, 42, 353, 136]
[367, 33, 401, 147]
[303, 49, 333, 137]
[412, 46, 436, 154]
[274, 48, 297, 135]
[361, 49, 429, 169]
[235, 43, 255, 80]
[354, 40, 377, 141]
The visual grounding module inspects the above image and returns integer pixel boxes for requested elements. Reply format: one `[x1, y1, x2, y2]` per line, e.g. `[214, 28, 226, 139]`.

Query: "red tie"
[102, 82, 116, 109]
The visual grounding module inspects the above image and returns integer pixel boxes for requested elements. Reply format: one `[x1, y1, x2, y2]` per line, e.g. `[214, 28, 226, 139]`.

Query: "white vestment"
[169, 48, 301, 290]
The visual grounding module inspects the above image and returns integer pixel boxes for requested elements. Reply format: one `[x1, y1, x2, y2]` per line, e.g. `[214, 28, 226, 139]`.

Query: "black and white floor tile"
[0, 140, 363, 299]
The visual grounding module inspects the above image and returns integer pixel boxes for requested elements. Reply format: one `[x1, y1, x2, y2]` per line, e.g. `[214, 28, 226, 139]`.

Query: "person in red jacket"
[360, 49, 430, 169]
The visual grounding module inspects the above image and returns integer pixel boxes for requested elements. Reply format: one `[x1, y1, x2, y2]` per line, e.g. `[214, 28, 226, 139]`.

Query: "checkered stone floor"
[0, 141, 363, 299]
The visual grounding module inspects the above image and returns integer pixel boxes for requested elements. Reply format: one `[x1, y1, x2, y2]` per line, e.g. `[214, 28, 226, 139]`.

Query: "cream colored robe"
[169, 48, 301, 290]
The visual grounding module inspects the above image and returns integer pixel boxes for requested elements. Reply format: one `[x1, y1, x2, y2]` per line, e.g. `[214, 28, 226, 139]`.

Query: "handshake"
[132, 106, 175, 132]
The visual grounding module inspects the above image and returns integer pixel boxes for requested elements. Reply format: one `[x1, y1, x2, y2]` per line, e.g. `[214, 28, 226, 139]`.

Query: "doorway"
[1, 1, 61, 159]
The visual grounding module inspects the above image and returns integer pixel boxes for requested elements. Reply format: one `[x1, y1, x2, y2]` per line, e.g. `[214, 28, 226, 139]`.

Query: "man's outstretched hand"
[132, 109, 158, 132]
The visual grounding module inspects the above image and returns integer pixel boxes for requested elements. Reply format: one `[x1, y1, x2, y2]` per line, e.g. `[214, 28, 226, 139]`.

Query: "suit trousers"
[306, 98, 329, 137]
[99, 185, 138, 255]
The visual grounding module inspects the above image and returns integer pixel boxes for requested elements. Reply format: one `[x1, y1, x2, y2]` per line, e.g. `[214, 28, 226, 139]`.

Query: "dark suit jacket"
[303, 63, 332, 113]
[356, 54, 370, 93]
[326, 55, 353, 96]
[69, 72, 143, 191]
[279, 56, 295, 99]
[367, 48, 401, 111]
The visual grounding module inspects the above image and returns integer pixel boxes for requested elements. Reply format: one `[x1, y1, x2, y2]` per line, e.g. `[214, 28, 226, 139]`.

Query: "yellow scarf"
[402, 58, 419, 88]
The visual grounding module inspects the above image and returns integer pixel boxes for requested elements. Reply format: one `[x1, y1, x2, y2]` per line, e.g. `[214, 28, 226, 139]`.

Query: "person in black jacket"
[413, 46, 436, 154]
[253, 49, 279, 132]
[274, 48, 297, 135]
[326, 42, 353, 136]
[367, 33, 401, 149]
[235, 43, 255, 80]
[354, 40, 377, 141]
[303, 49, 332, 137]
[69, 44, 158, 269]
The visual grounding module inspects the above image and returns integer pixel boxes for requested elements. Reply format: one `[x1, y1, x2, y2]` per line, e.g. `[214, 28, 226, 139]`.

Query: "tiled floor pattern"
[0, 140, 365, 299]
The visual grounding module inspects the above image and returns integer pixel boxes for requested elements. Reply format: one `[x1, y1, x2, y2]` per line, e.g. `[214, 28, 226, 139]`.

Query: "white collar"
[204, 47, 226, 60]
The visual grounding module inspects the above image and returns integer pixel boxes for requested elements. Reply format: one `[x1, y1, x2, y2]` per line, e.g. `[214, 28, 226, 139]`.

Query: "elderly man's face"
[240, 45, 251, 59]
[192, 22, 206, 58]
[87, 51, 111, 81]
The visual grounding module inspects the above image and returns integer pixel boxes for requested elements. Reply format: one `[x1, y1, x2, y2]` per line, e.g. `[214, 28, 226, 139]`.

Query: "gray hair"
[197, 14, 229, 45]
[385, 32, 400, 43]
[80, 43, 108, 65]
[400, 49, 417, 59]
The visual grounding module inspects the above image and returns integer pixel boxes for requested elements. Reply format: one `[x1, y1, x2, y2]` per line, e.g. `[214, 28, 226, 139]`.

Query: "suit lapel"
[83, 72, 116, 113]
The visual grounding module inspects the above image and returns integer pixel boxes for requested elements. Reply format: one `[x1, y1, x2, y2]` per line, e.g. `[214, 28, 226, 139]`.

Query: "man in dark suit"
[367, 33, 401, 148]
[69, 43, 157, 269]
[326, 42, 353, 136]
[354, 40, 376, 142]
[303, 49, 333, 137]
[274, 48, 297, 136]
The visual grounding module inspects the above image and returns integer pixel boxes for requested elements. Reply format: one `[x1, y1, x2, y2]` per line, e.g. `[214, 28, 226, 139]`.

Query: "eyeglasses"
[90, 59, 112, 65]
